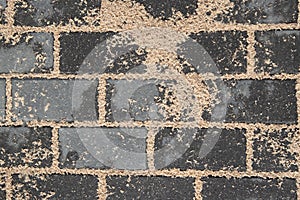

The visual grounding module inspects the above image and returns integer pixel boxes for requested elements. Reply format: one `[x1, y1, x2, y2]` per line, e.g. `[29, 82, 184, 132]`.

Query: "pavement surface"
[0, 0, 299, 199]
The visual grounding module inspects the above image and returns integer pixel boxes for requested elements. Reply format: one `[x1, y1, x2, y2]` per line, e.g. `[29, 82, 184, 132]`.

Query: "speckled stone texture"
[0, 0, 299, 199]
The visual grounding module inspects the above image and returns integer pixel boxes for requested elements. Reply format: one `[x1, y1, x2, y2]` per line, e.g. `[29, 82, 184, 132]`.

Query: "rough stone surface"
[0, 79, 5, 121]
[0, 32, 53, 73]
[11, 79, 98, 122]
[105, 79, 199, 123]
[14, 0, 101, 26]
[0, 173, 5, 199]
[0, 0, 299, 199]
[255, 30, 300, 74]
[154, 128, 246, 171]
[216, 0, 299, 24]
[204, 79, 298, 124]
[190, 31, 248, 74]
[59, 127, 148, 170]
[0, 0, 6, 24]
[132, 0, 198, 20]
[59, 31, 148, 74]
[0, 127, 53, 167]
[202, 177, 298, 199]
[106, 175, 195, 200]
[12, 173, 99, 199]
[253, 128, 299, 172]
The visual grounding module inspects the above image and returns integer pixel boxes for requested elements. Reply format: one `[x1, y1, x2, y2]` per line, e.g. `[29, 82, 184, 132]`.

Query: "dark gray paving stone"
[154, 128, 246, 171]
[58, 127, 106, 169]
[58, 127, 148, 170]
[131, 0, 198, 20]
[0, 32, 53, 73]
[0, 0, 6, 24]
[0, 79, 5, 121]
[202, 177, 297, 200]
[106, 175, 195, 200]
[11, 79, 98, 122]
[106, 79, 198, 123]
[253, 128, 298, 172]
[204, 79, 297, 124]
[12, 173, 98, 200]
[255, 30, 300, 74]
[0, 173, 5, 200]
[216, 0, 298, 24]
[59, 32, 147, 74]
[189, 31, 248, 75]
[0, 127, 53, 167]
[14, 0, 101, 26]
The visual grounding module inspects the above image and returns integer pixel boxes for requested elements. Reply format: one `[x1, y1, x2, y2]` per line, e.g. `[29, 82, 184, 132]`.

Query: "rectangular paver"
[0, 79, 5, 121]
[59, 127, 148, 170]
[0, 127, 53, 167]
[59, 31, 148, 74]
[154, 128, 246, 171]
[11, 78, 98, 122]
[216, 0, 299, 24]
[190, 31, 248, 75]
[201, 177, 297, 199]
[106, 175, 195, 200]
[0, 173, 5, 200]
[0, 32, 53, 73]
[14, 0, 101, 26]
[105, 79, 198, 123]
[12, 173, 99, 199]
[204, 79, 298, 124]
[255, 30, 300, 74]
[0, 0, 6, 24]
[253, 128, 299, 172]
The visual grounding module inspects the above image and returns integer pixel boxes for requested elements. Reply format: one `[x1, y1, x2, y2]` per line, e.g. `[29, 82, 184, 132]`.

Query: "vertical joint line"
[246, 127, 254, 172]
[53, 32, 61, 74]
[146, 127, 156, 171]
[194, 176, 203, 200]
[5, 78, 12, 123]
[297, 178, 300, 200]
[298, 0, 300, 25]
[97, 174, 107, 200]
[98, 76, 107, 124]
[51, 127, 60, 169]
[246, 30, 256, 75]
[4, 0, 15, 27]
[5, 171, 12, 200]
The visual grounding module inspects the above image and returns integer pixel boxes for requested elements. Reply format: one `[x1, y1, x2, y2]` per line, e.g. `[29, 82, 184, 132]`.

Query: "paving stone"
[0, 0, 6, 24]
[132, 0, 198, 20]
[11, 79, 98, 122]
[0, 173, 5, 199]
[203, 79, 297, 124]
[106, 175, 195, 200]
[0, 127, 53, 167]
[201, 177, 297, 199]
[0, 32, 53, 73]
[154, 128, 246, 171]
[14, 0, 101, 26]
[58, 127, 148, 170]
[106, 79, 198, 123]
[255, 30, 300, 74]
[12, 173, 98, 199]
[0, 79, 5, 121]
[216, 0, 298, 24]
[189, 31, 248, 75]
[59, 31, 148, 74]
[253, 128, 299, 172]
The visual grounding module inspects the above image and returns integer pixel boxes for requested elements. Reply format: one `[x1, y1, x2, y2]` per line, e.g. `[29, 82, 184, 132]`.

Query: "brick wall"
[0, 0, 300, 199]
